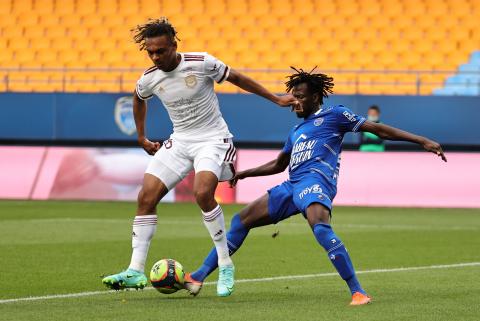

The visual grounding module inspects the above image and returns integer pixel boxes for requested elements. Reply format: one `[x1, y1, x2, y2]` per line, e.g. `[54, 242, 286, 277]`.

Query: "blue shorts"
[267, 174, 335, 224]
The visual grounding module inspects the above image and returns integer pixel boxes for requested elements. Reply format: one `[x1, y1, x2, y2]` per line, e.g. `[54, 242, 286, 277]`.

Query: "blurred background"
[0, 0, 479, 207]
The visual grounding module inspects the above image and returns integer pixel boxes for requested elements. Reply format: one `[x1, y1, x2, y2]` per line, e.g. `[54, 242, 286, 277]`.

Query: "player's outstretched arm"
[359, 121, 447, 162]
[230, 151, 290, 187]
[226, 69, 298, 107]
[133, 90, 160, 155]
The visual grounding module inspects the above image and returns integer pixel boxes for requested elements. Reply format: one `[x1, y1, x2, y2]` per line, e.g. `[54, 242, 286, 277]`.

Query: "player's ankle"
[218, 257, 233, 267]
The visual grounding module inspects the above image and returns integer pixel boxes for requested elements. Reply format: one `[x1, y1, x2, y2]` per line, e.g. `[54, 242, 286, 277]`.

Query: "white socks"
[128, 214, 157, 272]
[202, 205, 233, 267]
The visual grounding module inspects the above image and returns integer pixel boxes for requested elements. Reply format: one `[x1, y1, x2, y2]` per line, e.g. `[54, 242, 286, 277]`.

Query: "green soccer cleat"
[217, 265, 235, 297]
[102, 268, 148, 290]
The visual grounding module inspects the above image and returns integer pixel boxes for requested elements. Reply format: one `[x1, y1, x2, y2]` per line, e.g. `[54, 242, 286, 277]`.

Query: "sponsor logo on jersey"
[314, 117, 324, 126]
[114, 96, 136, 136]
[342, 110, 357, 122]
[298, 184, 323, 199]
[290, 139, 317, 169]
[184, 74, 197, 88]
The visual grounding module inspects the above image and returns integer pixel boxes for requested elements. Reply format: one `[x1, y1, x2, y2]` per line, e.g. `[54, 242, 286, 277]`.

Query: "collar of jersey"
[305, 107, 325, 120]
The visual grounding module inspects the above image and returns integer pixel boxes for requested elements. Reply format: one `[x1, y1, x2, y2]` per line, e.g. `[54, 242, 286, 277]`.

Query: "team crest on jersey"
[184, 74, 197, 88]
[314, 118, 324, 126]
[114, 96, 136, 136]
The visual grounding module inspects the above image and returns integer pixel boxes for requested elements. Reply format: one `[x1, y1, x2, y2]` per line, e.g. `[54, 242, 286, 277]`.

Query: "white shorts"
[145, 137, 236, 190]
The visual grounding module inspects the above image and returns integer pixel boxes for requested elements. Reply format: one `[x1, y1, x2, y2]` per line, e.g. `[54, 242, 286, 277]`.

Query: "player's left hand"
[274, 94, 299, 108]
[422, 138, 447, 162]
[229, 171, 247, 188]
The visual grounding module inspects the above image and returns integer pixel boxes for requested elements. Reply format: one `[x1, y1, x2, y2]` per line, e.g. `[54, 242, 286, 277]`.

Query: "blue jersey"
[282, 105, 366, 190]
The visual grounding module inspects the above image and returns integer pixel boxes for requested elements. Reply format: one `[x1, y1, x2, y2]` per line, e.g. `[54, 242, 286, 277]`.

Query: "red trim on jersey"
[144, 67, 158, 75]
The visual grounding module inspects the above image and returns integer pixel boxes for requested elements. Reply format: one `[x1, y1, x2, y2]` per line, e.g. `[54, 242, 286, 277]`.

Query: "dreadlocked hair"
[131, 17, 180, 50]
[285, 66, 334, 104]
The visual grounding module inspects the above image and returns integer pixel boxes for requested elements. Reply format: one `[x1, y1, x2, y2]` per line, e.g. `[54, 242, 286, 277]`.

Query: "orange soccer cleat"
[183, 273, 203, 296]
[349, 292, 372, 306]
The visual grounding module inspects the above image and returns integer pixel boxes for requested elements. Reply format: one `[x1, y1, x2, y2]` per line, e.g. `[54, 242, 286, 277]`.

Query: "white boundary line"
[1, 262, 479, 304]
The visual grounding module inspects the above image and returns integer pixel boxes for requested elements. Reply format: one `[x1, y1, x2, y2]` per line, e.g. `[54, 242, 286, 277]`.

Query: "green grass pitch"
[0, 200, 479, 321]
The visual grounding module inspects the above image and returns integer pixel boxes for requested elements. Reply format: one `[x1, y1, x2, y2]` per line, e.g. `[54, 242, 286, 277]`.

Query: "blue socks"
[191, 214, 249, 282]
[312, 223, 365, 295]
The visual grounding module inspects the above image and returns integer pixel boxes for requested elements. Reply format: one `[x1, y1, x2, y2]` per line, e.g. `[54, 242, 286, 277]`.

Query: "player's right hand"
[139, 137, 161, 155]
[275, 93, 299, 108]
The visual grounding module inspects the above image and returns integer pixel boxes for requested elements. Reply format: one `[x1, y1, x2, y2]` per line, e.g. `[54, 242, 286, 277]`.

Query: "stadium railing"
[1, 68, 479, 96]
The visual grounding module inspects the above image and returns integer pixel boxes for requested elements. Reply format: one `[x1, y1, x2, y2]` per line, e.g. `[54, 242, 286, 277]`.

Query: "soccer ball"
[150, 259, 185, 294]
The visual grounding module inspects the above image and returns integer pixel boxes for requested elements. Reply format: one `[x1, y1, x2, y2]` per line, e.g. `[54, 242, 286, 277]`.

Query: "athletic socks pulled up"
[128, 214, 157, 272]
[312, 223, 366, 295]
[192, 213, 249, 281]
[202, 205, 233, 267]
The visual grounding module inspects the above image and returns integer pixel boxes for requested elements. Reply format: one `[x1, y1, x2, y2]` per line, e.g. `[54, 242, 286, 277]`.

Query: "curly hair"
[131, 17, 179, 50]
[285, 66, 334, 104]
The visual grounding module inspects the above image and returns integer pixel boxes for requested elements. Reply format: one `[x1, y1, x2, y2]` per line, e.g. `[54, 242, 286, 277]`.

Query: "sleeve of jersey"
[281, 132, 293, 154]
[204, 53, 230, 84]
[336, 106, 366, 133]
[135, 77, 154, 101]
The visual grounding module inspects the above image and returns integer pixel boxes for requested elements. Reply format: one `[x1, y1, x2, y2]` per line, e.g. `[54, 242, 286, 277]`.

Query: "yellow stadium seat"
[8, 40, 30, 52]
[0, 50, 13, 67]
[0, 13, 17, 27]
[160, 1, 183, 16]
[104, 14, 126, 27]
[24, 26, 45, 38]
[88, 26, 110, 41]
[2, 25, 24, 38]
[95, 72, 122, 92]
[98, 0, 118, 14]
[120, 72, 139, 92]
[0, 0, 11, 14]
[249, 1, 269, 16]
[76, 1, 96, 15]
[74, 40, 95, 51]
[55, 0, 75, 15]
[39, 13, 60, 27]
[270, 0, 292, 15]
[37, 49, 59, 67]
[11, 0, 32, 13]
[103, 51, 125, 67]
[226, 1, 248, 15]
[59, 13, 82, 27]
[82, 14, 103, 27]
[17, 51, 38, 68]
[67, 27, 89, 39]
[205, 0, 226, 15]
[51, 38, 74, 51]
[16, 12, 39, 27]
[60, 50, 80, 67]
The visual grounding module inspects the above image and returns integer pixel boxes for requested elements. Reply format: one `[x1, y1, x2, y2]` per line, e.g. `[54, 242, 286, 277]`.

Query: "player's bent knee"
[306, 202, 331, 226]
[194, 188, 216, 209]
[137, 189, 159, 214]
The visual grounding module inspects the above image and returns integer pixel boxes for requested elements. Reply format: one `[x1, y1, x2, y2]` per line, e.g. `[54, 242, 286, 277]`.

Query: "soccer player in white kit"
[102, 18, 297, 297]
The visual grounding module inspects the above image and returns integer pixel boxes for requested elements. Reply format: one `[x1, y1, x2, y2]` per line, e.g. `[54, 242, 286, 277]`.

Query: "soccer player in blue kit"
[183, 67, 447, 305]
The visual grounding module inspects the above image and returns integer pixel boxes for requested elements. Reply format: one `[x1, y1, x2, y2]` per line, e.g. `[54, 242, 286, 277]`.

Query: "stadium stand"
[0, 0, 479, 94]
[434, 51, 480, 96]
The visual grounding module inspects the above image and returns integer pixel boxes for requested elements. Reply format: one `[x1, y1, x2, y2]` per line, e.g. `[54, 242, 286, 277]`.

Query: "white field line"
[1, 262, 479, 304]
[6, 219, 479, 231]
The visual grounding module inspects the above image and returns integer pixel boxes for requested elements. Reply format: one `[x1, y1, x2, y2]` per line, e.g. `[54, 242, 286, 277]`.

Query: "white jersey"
[136, 52, 232, 141]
